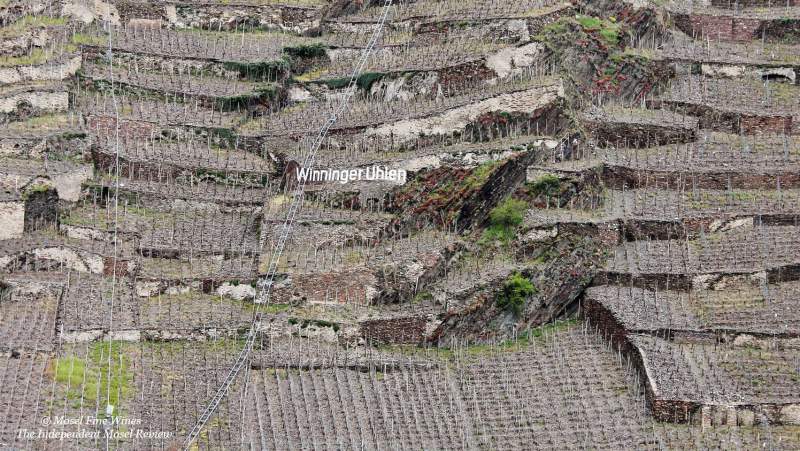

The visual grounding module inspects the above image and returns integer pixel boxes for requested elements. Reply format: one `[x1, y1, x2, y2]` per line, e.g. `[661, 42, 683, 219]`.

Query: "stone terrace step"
[162, 0, 322, 33]
[601, 132, 800, 174]
[79, 26, 312, 65]
[77, 94, 240, 131]
[91, 138, 273, 182]
[0, 272, 64, 351]
[243, 75, 563, 139]
[617, 188, 800, 222]
[80, 63, 279, 111]
[580, 106, 699, 148]
[532, 132, 800, 191]
[710, 0, 800, 8]
[598, 225, 800, 288]
[654, 74, 800, 135]
[629, 334, 800, 424]
[0, 232, 133, 275]
[662, 1, 800, 42]
[333, 0, 569, 24]
[135, 254, 259, 296]
[523, 188, 800, 237]
[654, 30, 800, 74]
[585, 281, 800, 337]
[88, 177, 268, 206]
[60, 272, 253, 341]
[0, 156, 92, 202]
[317, 37, 506, 80]
[61, 203, 262, 258]
[0, 81, 69, 119]
[0, 113, 83, 145]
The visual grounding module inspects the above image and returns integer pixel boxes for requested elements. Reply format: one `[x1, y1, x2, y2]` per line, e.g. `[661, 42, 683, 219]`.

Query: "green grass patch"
[53, 342, 133, 416]
[71, 32, 106, 46]
[411, 291, 433, 304]
[575, 15, 621, 46]
[260, 303, 291, 314]
[21, 183, 54, 200]
[294, 67, 329, 83]
[0, 15, 66, 37]
[576, 16, 602, 29]
[464, 160, 503, 190]
[0, 48, 49, 67]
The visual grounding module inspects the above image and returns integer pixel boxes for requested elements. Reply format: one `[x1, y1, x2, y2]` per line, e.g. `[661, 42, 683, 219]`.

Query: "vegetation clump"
[322, 71, 384, 91]
[576, 15, 621, 46]
[283, 43, 327, 59]
[393, 159, 505, 228]
[21, 183, 53, 200]
[480, 197, 528, 245]
[529, 174, 562, 197]
[222, 58, 290, 81]
[496, 271, 537, 316]
[537, 12, 660, 99]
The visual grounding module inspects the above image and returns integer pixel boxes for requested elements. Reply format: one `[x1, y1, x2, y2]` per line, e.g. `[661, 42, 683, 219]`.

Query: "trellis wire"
[180, 0, 395, 448]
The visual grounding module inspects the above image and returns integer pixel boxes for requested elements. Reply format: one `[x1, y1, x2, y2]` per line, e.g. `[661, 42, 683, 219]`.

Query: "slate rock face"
[23, 186, 58, 233]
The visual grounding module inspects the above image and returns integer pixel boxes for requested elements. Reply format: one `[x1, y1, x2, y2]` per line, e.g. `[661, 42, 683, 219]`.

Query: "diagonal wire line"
[181, 1, 395, 448]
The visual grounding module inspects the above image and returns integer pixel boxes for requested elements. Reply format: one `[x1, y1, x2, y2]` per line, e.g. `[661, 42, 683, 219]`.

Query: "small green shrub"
[496, 272, 537, 316]
[412, 291, 433, 304]
[283, 43, 327, 59]
[480, 198, 528, 245]
[576, 15, 602, 29]
[489, 198, 527, 227]
[529, 174, 562, 197]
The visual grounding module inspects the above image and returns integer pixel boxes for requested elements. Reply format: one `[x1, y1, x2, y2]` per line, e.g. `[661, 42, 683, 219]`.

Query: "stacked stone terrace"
[0, 0, 799, 448]
[571, 0, 800, 429]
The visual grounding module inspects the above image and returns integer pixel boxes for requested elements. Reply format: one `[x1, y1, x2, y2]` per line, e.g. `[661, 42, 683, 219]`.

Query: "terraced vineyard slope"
[0, 0, 798, 449]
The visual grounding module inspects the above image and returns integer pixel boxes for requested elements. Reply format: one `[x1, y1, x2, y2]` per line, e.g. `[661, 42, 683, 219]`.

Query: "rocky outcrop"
[432, 229, 610, 345]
